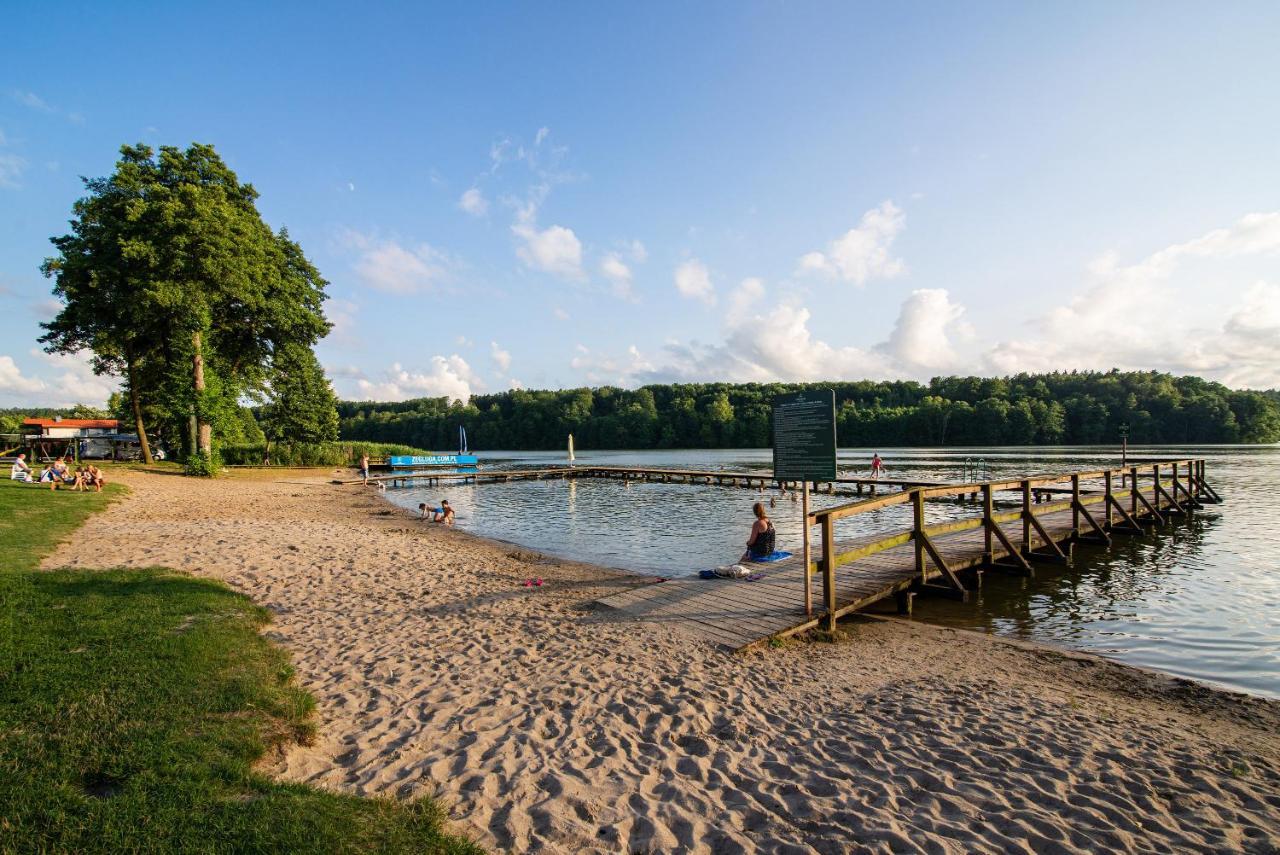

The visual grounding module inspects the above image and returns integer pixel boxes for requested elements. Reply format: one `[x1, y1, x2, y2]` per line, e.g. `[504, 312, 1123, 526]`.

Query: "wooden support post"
[1132, 467, 1165, 525]
[1071, 474, 1081, 540]
[1021, 480, 1032, 555]
[1197, 461, 1223, 504]
[913, 489, 926, 578]
[1173, 461, 1200, 509]
[982, 484, 994, 565]
[1153, 463, 1185, 515]
[895, 590, 914, 616]
[822, 514, 836, 632]
[1130, 466, 1140, 519]
[1104, 470, 1114, 529]
[802, 483, 812, 618]
[906, 490, 966, 597]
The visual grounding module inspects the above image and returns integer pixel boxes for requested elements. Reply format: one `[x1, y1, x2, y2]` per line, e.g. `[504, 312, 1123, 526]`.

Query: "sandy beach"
[43, 470, 1280, 854]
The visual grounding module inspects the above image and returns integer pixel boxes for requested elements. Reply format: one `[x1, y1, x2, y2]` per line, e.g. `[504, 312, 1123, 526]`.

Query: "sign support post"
[802, 480, 811, 616]
[772, 390, 837, 620]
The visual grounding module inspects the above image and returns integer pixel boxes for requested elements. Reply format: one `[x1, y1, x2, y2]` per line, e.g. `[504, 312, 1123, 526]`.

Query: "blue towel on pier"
[746, 551, 792, 563]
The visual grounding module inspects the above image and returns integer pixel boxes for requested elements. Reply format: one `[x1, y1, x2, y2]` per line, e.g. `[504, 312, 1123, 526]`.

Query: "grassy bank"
[0, 480, 480, 853]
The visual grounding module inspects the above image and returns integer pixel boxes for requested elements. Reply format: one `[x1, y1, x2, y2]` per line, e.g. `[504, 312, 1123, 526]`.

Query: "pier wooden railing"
[804, 458, 1218, 631]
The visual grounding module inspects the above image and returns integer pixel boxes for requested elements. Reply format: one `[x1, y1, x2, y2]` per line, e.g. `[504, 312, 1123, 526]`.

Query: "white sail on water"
[568, 433, 575, 463]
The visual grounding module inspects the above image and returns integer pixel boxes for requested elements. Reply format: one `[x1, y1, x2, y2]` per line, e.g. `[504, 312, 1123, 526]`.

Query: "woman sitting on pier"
[741, 502, 776, 562]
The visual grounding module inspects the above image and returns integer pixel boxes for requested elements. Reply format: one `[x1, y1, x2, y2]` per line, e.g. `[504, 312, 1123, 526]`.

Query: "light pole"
[1119, 422, 1129, 469]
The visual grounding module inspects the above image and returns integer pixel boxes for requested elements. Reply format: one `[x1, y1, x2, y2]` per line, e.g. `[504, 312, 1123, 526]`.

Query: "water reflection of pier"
[595, 459, 1222, 650]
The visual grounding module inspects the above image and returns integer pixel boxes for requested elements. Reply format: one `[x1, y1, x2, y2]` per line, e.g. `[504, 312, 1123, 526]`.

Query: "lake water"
[383, 446, 1280, 699]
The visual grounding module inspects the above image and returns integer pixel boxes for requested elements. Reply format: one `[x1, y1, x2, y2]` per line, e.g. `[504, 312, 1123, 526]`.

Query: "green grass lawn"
[0, 479, 481, 853]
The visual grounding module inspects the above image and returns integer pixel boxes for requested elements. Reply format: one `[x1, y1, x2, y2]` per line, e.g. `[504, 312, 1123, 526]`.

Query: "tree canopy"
[336, 370, 1280, 450]
[39, 143, 335, 470]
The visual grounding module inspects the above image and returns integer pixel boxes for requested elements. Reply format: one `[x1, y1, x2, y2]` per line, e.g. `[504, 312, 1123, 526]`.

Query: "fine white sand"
[44, 469, 1280, 853]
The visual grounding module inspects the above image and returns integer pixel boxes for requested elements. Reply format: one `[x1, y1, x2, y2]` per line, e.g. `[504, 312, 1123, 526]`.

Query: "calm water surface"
[384, 446, 1280, 699]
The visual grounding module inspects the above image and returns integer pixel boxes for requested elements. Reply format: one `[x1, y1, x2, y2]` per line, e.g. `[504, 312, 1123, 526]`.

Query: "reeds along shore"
[41, 469, 1280, 854]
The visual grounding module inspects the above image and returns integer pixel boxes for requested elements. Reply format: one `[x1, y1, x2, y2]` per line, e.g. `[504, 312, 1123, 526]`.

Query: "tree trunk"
[124, 353, 154, 464]
[192, 330, 212, 455]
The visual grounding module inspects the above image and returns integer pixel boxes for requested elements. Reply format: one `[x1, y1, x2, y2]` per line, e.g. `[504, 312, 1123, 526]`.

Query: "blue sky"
[3, 2, 1279, 406]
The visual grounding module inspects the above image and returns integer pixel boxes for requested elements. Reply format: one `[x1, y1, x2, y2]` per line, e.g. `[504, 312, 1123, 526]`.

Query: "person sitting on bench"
[10, 453, 33, 482]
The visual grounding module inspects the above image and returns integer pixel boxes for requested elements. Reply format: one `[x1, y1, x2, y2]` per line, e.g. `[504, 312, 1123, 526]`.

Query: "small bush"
[183, 450, 222, 477]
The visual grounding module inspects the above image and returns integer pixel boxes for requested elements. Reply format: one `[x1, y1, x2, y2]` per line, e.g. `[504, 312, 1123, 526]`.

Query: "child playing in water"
[433, 499, 454, 526]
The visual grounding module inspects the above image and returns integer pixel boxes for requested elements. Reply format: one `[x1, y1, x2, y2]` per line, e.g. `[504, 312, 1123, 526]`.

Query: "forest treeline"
[337, 371, 1280, 450]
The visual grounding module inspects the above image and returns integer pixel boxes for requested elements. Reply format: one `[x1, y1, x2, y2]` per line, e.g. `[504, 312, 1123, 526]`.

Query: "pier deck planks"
[595, 481, 1194, 651]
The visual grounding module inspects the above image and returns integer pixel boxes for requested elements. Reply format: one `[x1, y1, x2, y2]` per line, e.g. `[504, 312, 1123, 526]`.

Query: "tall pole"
[802, 481, 812, 617]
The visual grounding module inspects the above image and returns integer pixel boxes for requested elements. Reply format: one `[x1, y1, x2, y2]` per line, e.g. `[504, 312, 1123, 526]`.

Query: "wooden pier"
[595, 459, 1221, 650]
[350, 463, 939, 498]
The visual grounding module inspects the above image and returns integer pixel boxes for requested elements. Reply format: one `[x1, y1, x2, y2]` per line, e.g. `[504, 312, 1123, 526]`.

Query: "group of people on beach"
[358, 453, 455, 526]
[9, 453, 106, 492]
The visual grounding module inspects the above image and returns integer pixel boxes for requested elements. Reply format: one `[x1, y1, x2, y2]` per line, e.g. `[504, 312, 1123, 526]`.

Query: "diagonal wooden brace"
[985, 517, 1034, 575]
[1132, 486, 1165, 525]
[1023, 509, 1071, 564]
[1074, 501, 1111, 546]
[1172, 474, 1201, 510]
[1154, 479, 1186, 516]
[1105, 495, 1145, 535]
[916, 531, 968, 600]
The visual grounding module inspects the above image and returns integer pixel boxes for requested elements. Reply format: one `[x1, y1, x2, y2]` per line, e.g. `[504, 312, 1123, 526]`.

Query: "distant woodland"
[336, 371, 1280, 450]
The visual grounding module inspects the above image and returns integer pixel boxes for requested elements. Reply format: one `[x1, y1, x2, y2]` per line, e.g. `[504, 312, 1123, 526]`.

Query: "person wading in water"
[870, 453, 886, 481]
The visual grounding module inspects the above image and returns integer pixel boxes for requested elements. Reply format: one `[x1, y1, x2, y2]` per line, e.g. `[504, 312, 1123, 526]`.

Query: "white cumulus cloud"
[342, 230, 452, 294]
[798, 200, 906, 285]
[0, 351, 119, 407]
[984, 211, 1280, 387]
[600, 253, 636, 300]
[674, 259, 715, 305]
[490, 341, 512, 372]
[0, 355, 44, 395]
[880, 288, 972, 373]
[513, 220, 584, 279]
[0, 153, 26, 188]
[727, 277, 765, 322]
[355, 355, 480, 403]
[458, 187, 488, 217]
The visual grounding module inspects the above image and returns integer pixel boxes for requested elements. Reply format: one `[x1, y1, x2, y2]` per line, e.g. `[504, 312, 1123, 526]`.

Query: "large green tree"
[41, 143, 331, 471]
[259, 343, 340, 449]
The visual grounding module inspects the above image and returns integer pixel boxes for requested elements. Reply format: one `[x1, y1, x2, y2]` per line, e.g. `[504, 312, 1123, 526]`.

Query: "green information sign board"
[772, 390, 837, 481]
